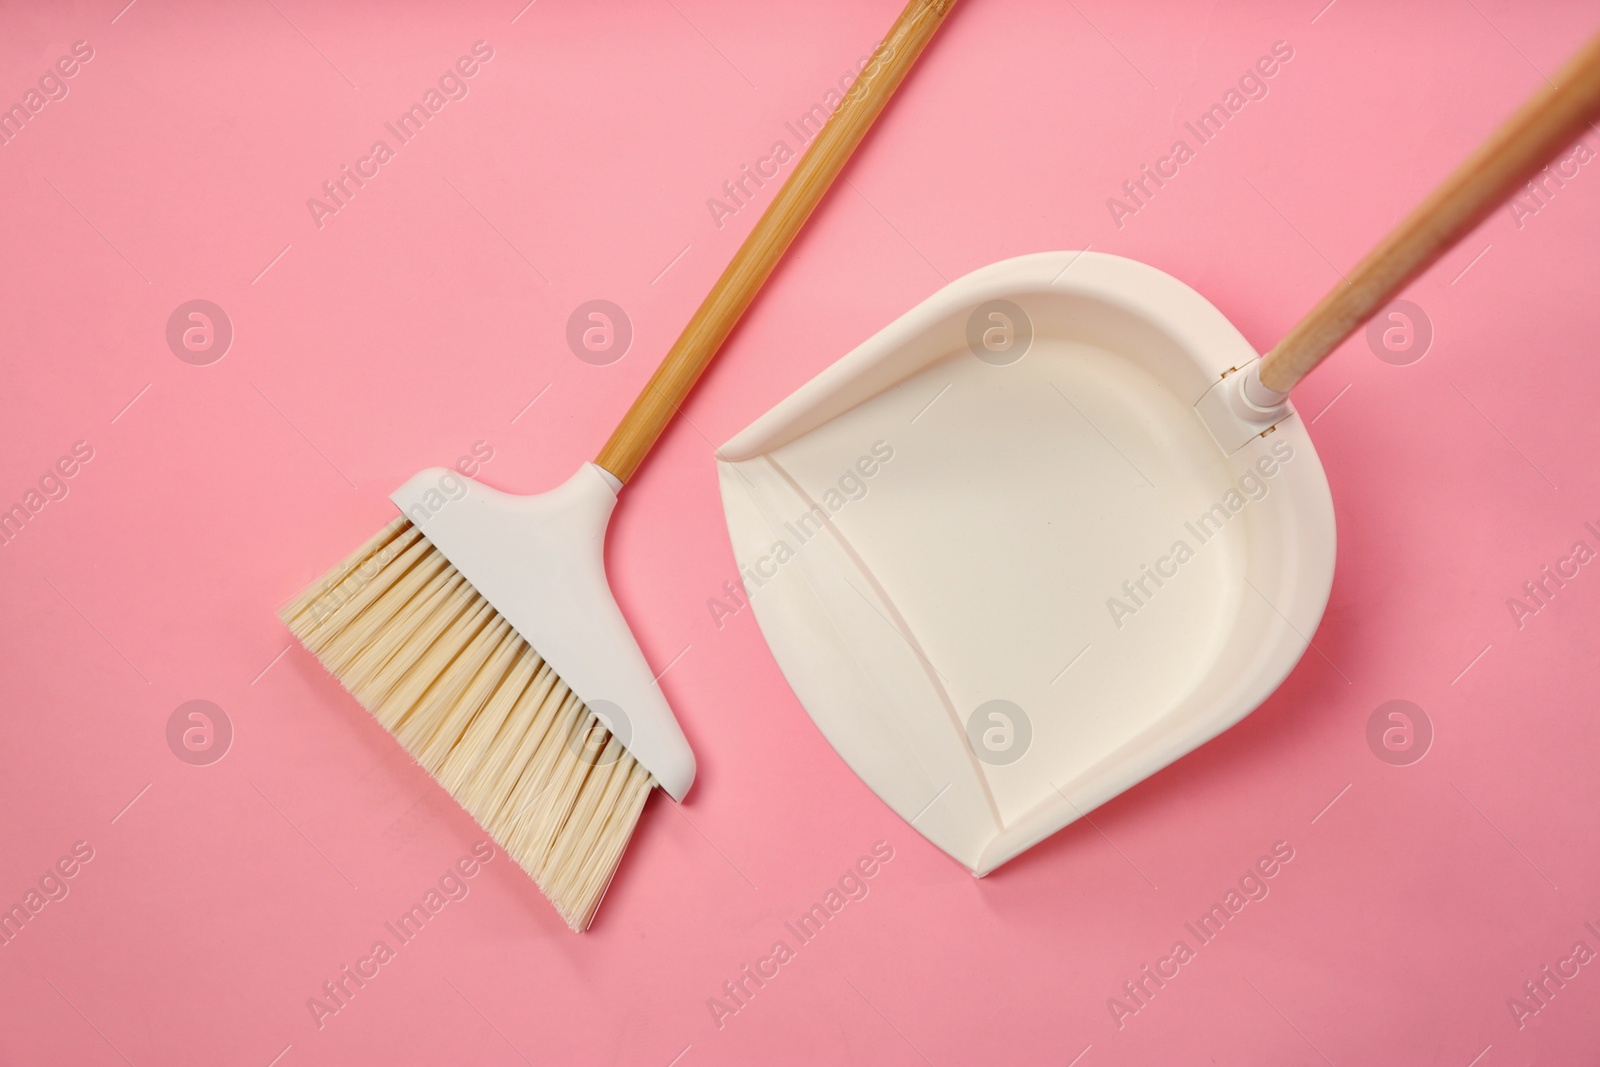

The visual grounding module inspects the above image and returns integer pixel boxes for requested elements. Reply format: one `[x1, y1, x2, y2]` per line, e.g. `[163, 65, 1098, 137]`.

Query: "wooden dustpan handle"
[596, 0, 957, 484]
[1258, 28, 1600, 396]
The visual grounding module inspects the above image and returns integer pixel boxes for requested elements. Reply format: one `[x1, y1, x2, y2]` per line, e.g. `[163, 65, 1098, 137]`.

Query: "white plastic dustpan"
[716, 27, 1600, 873]
[718, 251, 1335, 873]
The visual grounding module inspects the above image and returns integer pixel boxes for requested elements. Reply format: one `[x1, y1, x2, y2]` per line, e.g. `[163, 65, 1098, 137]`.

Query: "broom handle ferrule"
[595, 0, 957, 484]
[1258, 28, 1600, 395]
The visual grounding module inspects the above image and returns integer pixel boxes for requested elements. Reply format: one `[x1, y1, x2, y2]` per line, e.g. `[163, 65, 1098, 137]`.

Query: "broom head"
[280, 464, 696, 930]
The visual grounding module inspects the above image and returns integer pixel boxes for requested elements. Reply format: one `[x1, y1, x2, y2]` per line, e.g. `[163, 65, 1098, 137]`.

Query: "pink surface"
[3, 1, 1599, 1064]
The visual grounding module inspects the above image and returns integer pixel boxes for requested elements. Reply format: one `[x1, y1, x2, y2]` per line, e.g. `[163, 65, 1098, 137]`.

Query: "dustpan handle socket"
[1239, 361, 1288, 414]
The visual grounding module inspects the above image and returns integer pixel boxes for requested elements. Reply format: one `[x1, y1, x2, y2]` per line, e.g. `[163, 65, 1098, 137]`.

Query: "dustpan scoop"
[718, 251, 1334, 872]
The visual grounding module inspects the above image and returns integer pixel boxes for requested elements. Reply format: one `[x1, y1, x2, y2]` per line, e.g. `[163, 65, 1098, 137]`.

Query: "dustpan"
[717, 251, 1335, 873]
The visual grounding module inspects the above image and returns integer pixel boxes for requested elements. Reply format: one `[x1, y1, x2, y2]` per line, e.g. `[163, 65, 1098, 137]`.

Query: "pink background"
[4, 1, 1599, 1063]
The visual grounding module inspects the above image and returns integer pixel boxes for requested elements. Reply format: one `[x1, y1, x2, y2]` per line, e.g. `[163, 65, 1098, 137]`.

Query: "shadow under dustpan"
[717, 251, 1337, 875]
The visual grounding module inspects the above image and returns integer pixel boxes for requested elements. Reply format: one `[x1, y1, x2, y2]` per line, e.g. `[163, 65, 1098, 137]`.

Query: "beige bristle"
[280, 519, 656, 931]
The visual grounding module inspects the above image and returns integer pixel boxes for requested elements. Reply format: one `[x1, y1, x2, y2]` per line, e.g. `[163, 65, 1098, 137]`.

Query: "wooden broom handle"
[1259, 29, 1600, 394]
[596, 0, 956, 483]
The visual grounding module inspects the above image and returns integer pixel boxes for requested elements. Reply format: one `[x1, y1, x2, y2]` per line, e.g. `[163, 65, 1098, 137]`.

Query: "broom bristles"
[281, 516, 654, 931]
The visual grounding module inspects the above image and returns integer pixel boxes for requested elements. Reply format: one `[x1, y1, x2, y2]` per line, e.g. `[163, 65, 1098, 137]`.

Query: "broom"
[280, 0, 958, 931]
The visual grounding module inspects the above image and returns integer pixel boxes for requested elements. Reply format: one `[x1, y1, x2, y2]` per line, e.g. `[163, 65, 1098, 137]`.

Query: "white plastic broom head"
[391, 463, 695, 800]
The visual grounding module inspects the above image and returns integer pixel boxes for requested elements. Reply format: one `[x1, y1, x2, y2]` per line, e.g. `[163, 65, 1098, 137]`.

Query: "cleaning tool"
[718, 29, 1600, 875]
[281, 0, 958, 931]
